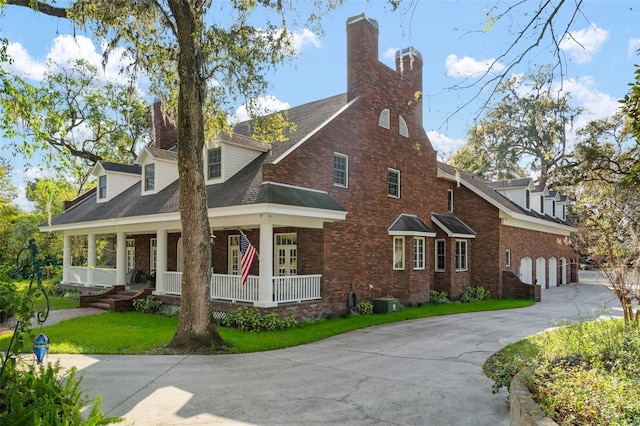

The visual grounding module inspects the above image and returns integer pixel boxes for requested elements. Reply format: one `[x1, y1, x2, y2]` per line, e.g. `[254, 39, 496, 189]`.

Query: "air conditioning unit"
[372, 297, 399, 314]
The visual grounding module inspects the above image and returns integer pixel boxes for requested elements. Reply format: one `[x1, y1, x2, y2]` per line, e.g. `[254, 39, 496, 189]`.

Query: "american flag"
[239, 232, 257, 285]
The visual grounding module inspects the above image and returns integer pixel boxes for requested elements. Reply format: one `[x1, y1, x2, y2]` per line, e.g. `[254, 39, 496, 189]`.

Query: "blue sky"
[1, 0, 639, 209]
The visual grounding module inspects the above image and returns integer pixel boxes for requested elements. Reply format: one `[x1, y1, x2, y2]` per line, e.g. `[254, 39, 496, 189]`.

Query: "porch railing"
[63, 266, 116, 287]
[157, 271, 321, 304]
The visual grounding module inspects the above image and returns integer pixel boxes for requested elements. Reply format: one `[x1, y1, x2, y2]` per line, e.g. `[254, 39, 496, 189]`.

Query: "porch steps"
[80, 285, 153, 312]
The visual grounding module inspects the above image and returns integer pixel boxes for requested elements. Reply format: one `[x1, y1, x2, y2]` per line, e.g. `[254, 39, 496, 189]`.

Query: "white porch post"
[255, 221, 276, 307]
[62, 234, 71, 284]
[116, 231, 127, 286]
[156, 230, 168, 294]
[87, 233, 96, 286]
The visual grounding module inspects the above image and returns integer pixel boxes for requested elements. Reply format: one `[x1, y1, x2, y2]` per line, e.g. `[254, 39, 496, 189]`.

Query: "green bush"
[221, 306, 298, 332]
[0, 281, 17, 323]
[429, 290, 450, 304]
[132, 296, 163, 314]
[0, 361, 123, 425]
[356, 300, 374, 315]
[460, 285, 490, 302]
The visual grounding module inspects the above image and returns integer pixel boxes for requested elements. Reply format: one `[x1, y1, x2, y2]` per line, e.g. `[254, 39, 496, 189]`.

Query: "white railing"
[164, 271, 183, 295]
[211, 274, 259, 303]
[273, 275, 321, 302]
[158, 272, 321, 304]
[63, 266, 115, 287]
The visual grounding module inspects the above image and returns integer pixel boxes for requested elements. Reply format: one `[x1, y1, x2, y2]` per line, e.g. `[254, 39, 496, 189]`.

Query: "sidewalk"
[1, 307, 105, 335]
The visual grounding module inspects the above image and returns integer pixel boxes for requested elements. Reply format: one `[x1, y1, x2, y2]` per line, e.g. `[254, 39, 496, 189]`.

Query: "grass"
[484, 319, 640, 425]
[0, 298, 532, 355]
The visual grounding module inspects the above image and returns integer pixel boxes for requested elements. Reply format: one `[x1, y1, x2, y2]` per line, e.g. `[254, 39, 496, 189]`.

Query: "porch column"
[116, 231, 127, 286]
[156, 229, 168, 294]
[62, 234, 71, 284]
[255, 221, 276, 307]
[87, 233, 96, 286]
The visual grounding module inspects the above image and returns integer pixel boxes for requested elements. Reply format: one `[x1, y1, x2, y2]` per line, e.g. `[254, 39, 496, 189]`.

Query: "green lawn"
[1, 298, 532, 354]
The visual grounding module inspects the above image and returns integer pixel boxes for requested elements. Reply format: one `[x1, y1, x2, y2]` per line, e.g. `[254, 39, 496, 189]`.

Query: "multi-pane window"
[414, 237, 425, 270]
[388, 168, 400, 198]
[506, 249, 511, 267]
[393, 236, 404, 270]
[447, 189, 454, 212]
[98, 175, 107, 199]
[229, 235, 240, 275]
[144, 164, 155, 191]
[455, 240, 468, 271]
[435, 240, 445, 271]
[126, 239, 135, 273]
[333, 153, 348, 187]
[150, 238, 157, 273]
[208, 147, 222, 179]
[275, 233, 297, 276]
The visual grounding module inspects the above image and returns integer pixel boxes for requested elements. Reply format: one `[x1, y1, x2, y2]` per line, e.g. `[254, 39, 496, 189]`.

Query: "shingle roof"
[487, 178, 532, 189]
[389, 214, 435, 236]
[48, 94, 350, 226]
[100, 162, 141, 174]
[431, 213, 476, 237]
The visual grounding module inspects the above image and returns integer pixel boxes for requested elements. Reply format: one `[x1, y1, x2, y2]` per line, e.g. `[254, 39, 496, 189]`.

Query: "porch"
[63, 265, 321, 306]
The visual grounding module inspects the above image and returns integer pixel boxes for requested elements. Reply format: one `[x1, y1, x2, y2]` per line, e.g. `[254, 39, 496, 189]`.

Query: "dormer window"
[540, 195, 544, 214]
[552, 200, 556, 216]
[144, 164, 155, 191]
[525, 189, 530, 210]
[98, 175, 107, 199]
[208, 147, 222, 180]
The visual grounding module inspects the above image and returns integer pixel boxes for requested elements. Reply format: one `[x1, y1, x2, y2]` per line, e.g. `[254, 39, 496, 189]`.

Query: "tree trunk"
[166, 0, 225, 351]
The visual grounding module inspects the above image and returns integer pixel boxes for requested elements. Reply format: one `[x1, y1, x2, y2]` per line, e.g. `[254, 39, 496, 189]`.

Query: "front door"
[275, 233, 297, 276]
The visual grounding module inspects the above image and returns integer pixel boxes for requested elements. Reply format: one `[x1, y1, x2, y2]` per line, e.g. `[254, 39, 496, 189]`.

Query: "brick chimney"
[152, 100, 177, 150]
[346, 13, 379, 102]
[395, 47, 424, 127]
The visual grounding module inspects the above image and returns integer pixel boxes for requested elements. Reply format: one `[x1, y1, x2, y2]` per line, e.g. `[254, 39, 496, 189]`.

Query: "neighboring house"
[40, 14, 577, 318]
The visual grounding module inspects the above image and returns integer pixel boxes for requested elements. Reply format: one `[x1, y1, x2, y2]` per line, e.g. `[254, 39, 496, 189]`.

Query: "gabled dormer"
[545, 190, 561, 219]
[91, 161, 141, 203]
[488, 178, 535, 211]
[531, 183, 549, 215]
[204, 132, 270, 184]
[557, 194, 568, 221]
[136, 146, 178, 196]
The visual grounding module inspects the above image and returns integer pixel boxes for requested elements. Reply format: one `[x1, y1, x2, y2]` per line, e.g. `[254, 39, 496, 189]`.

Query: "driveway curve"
[48, 281, 620, 426]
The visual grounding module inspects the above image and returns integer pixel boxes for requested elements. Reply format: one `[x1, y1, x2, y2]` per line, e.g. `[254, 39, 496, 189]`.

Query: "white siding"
[222, 144, 263, 181]
[154, 160, 179, 191]
[97, 173, 140, 203]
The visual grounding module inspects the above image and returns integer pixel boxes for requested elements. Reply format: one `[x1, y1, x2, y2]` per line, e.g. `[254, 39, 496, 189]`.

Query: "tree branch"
[5, 0, 69, 18]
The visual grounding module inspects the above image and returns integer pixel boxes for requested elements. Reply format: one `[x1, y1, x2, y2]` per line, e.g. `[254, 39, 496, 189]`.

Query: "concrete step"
[88, 302, 110, 310]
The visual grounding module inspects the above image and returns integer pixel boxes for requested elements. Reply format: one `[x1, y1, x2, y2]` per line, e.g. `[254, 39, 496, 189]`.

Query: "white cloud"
[6, 42, 47, 80]
[382, 47, 397, 60]
[559, 24, 609, 64]
[427, 130, 466, 158]
[629, 38, 640, 57]
[290, 28, 321, 53]
[445, 54, 505, 78]
[234, 95, 291, 123]
[558, 76, 619, 122]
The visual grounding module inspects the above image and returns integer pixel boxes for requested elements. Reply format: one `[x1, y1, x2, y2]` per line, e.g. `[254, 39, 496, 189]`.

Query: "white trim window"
[388, 168, 400, 198]
[144, 164, 155, 191]
[393, 236, 405, 270]
[126, 239, 135, 273]
[228, 235, 240, 275]
[435, 239, 445, 272]
[275, 233, 297, 276]
[98, 175, 107, 199]
[414, 237, 425, 270]
[506, 249, 511, 267]
[207, 146, 222, 180]
[150, 238, 157, 273]
[455, 240, 468, 272]
[447, 189, 454, 213]
[333, 153, 348, 188]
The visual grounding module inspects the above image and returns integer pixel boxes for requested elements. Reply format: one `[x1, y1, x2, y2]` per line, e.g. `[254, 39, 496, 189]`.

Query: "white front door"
[536, 257, 546, 288]
[548, 257, 557, 287]
[520, 257, 532, 284]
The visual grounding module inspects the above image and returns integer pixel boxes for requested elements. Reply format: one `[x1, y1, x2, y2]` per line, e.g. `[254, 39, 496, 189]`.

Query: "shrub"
[132, 296, 163, 314]
[0, 361, 123, 425]
[460, 285, 490, 302]
[0, 281, 17, 324]
[356, 300, 374, 315]
[429, 290, 450, 304]
[221, 306, 298, 332]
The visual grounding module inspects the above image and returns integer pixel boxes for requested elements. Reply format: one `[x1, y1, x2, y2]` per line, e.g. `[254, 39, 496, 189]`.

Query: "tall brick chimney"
[346, 13, 379, 102]
[152, 100, 177, 150]
[395, 47, 424, 127]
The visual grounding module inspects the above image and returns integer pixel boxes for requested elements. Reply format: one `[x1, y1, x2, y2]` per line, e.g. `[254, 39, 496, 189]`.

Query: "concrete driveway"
[47, 281, 620, 426]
